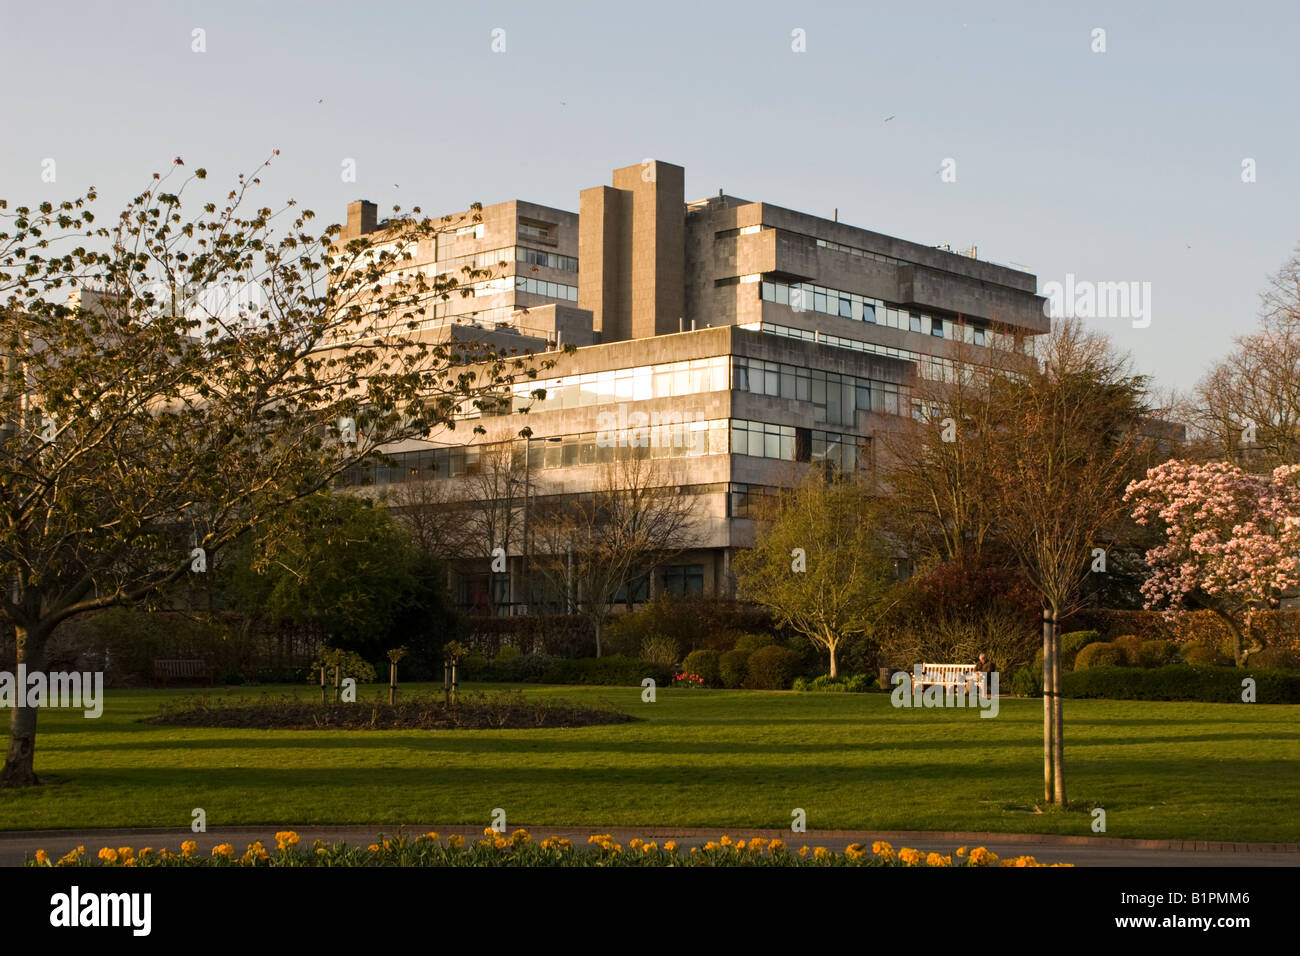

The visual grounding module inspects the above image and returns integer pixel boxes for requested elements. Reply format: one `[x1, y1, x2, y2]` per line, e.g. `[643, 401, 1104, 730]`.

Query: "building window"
[910, 313, 922, 333]
[662, 564, 704, 596]
[931, 317, 944, 337]
[973, 326, 987, 346]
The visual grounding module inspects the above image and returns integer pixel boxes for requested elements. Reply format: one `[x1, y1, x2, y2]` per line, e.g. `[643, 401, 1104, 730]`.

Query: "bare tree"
[990, 319, 1148, 806]
[531, 455, 697, 656]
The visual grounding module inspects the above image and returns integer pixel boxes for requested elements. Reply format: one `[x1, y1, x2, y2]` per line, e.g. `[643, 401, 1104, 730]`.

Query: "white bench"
[913, 662, 982, 694]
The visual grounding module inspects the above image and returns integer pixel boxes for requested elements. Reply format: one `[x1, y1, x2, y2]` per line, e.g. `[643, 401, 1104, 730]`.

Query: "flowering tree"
[1125, 460, 1300, 664]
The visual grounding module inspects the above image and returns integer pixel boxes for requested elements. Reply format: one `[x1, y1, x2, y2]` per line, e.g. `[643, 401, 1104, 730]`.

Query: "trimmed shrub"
[745, 646, 803, 689]
[798, 673, 876, 693]
[1247, 646, 1300, 669]
[502, 653, 559, 683]
[733, 633, 777, 654]
[1112, 635, 1144, 666]
[1136, 639, 1176, 668]
[681, 649, 722, 688]
[539, 656, 672, 687]
[1033, 630, 1101, 672]
[1010, 667, 1042, 698]
[1074, 642, 1124, 671]
[1063, 665, 1300, 703]
[719, 649, 750, 689]
[1178, 640, 1231, 667]
[495, 645, 521, 665]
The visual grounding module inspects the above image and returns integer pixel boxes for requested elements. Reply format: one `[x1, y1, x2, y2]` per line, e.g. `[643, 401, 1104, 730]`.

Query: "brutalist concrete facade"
[340, 161, 1049, 611]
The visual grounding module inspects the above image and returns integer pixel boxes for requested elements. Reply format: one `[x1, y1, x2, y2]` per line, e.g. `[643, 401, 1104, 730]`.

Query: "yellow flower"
[798, 845, 810, 857]
[139, 848, 154, 859]
[97, 848, 118, 863]
[275, 831, 300, 851]
[955, 845, 968, 858]
[180, 841, 197, 856]
[315, 848, 327, 856]
[56, 850, 80, 867]
[703, 841, 721, 852]
[493, 836, 509, 850]
[628, 838, 644, 850]
[747, 837, 766, 851]
[448, 835, 465, 849]
[767, 839, 785, 853]
[484, 826, 496, 836]
[689, 846, 697, 854]
[926, 852, 947, 867]
[212, 844, 235, 858]
[845, 842, 868, 860]
[966, 847, 999, 867]
[123, 857, 137, 867]
[898, 848, 923, 866]
[510, 829, 530, 846]
[368, 843, 380, 853]
[642, 842, 657, 853]
[719, 835, 733, 846]
[813, 847, 831, 860]
[664, 841, 678, 853]
[419, 832, 439, 842]
[33, 849, 50, 866]
[872, 841, 895, 862]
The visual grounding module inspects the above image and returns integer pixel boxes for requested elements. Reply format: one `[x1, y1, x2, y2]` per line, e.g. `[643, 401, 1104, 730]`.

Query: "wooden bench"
[153, 659, 213, 689]
[913, 662, 983, 694]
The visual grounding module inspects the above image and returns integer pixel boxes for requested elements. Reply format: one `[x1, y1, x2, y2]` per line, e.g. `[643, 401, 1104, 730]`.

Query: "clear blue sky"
[2, 0, 1296, 393]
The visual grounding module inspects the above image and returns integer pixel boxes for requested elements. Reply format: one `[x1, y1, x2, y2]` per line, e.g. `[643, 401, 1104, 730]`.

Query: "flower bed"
[142, 691, 638, 730]
[28, 833, 1069, 867]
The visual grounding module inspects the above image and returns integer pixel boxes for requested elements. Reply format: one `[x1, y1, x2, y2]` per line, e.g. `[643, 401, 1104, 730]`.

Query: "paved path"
[2, 825, 1297, 867]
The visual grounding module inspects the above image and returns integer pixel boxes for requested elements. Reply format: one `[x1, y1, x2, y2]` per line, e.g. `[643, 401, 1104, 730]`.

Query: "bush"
[732, 633, 776, 654]
[680, 649, 722, 688]
[1136, 639, 1176, 668]
[1073, 642, 1124, 671]
[308, 648, 377, 684]
[502, 653, 559, 683]
[719, 649, 750, 689]
[495, 645, 521, 665]
[1178, 640, 1231, 667]
[1112, 635, 1144, 666]
[745, 646, 803, 689]
[639, 635, 681, 669]
[539, 656, 672, 687]
[1062, 665, 1300, 703]
[1010, 667, 1042, 698]
[796, 673, 876, 693]
[1246, 646, 1300, 669]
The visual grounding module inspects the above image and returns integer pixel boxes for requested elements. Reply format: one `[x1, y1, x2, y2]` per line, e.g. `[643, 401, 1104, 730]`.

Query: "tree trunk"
[594, 620, 602, 658]
[1041, 609, 1053, 804]
[1, 624, 46, 789]
[828, 639, 838, 679]
[1050, 611, 1066, 805]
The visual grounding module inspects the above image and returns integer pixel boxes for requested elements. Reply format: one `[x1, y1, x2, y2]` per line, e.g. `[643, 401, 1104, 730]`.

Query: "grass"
[2, 683, 1297, 841]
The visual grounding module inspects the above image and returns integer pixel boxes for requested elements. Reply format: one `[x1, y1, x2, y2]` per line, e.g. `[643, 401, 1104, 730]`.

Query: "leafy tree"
[0, 158, 544, 787]
[733, 470, 900, 678]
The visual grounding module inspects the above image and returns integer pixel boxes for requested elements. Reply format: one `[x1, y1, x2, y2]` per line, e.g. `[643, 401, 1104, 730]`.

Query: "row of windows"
[514, 276, 578, 301]
[729, 420, 862, 471]
[336, 418, 862, 486]
[734, 357, 903, 423]
[517, 246, 578, 272]
[508, 356, 731, 414]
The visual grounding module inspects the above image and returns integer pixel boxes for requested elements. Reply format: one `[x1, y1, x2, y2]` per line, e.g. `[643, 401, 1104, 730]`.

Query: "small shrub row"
[792, 674, 877, 693]
[1061, 665, 1300, 703]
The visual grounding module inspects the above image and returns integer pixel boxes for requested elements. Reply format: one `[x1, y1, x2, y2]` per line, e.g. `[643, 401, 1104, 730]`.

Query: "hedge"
[1062, 665, 1300, 703]
[680, 649, 722, 688]
[539, 656, 672, 687]
[745, 646, 802, 690]
[1074, 642, 1124, 670]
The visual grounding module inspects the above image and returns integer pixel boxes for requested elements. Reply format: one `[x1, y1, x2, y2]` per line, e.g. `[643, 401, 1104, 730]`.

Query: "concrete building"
[337, 161, 1049, 613]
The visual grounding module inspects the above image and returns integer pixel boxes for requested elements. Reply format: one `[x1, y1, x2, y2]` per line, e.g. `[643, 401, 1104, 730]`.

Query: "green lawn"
[2, 683, 1297, 841]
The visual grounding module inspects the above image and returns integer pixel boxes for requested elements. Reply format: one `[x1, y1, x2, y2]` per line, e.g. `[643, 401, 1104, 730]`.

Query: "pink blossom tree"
[1124, 460, 1300, 664]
